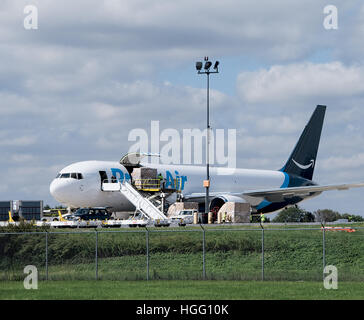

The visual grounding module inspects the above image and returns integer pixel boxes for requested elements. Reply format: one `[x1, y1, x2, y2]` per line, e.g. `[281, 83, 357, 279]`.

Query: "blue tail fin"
[281, 105, 326, 180]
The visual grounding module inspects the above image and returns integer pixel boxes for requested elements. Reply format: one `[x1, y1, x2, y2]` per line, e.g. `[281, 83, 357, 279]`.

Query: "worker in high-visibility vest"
[260, 213, 265, 223]
[157, 173, 165, 190]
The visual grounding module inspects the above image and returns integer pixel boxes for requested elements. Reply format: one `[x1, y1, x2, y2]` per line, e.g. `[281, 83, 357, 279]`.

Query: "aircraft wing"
[242, 182, 364, 203]
[183, 182, 364, 205]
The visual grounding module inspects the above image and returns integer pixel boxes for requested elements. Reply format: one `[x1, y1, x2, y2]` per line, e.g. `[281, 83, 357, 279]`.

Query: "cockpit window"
[58, 172, 84, 179]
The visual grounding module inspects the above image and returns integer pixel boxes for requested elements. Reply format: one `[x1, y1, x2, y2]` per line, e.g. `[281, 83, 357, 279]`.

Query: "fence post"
[95, 230, 98, 281]
[260, 223, 264, 281]
[146, 228, 149, 281]
[322, 222, 326, 280]
[200, 224, 206, 280]
[45, 231, 48, 281]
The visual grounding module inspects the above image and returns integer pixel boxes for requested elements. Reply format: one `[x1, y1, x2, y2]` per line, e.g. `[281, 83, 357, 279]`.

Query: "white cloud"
[320, 153, 364, 171]
[0, 1, 363, 215]
[237, 62, 364, 104]
[256, 116, 304, 134]
[0, 135, 37, 146]
[10, 153, 37, 163]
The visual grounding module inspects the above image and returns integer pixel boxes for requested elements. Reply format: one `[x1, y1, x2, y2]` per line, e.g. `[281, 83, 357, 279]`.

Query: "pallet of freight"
[131, 167, 158, 190]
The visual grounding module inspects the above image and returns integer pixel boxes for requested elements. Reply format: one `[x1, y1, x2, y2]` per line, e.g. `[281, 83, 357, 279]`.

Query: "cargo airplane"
[50, 105, 364, 214]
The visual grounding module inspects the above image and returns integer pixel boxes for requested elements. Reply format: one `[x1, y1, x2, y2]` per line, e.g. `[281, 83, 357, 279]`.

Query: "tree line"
[270, 206, 364, 223]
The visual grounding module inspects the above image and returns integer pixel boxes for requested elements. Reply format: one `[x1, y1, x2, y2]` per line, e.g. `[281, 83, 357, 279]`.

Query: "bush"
[314, 209, 341, 223]
[0, 220, 50, 233]
[341, 213, 364, 222]
[273, 206, 312, 223]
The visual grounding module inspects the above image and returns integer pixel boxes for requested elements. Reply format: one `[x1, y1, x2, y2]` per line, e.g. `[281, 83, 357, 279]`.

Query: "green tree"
[341, 213, 364, 222]
[301, 211, 315, 222]
[314, 209, 341, 223]
[352, 215, 364, 222]
[273, 206, 307, 223]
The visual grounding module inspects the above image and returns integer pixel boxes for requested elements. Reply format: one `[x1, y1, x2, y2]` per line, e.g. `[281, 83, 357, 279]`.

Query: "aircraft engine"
[209, 194, 247, 216]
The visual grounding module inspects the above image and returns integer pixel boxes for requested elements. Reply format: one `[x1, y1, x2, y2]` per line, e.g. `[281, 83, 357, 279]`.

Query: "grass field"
[1, 280, 364, 300]
[1, 224, 364, 282]
[1, 223, 363, 304]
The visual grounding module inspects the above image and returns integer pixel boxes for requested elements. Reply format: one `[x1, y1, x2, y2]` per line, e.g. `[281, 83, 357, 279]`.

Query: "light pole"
[196, 57, 219, 223]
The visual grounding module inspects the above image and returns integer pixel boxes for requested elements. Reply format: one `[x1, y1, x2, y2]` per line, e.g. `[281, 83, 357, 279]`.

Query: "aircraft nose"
[50, 179, 71, 203]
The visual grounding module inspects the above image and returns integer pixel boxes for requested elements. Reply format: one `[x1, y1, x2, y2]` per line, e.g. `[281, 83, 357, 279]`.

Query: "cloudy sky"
[1, 0, 364, 215]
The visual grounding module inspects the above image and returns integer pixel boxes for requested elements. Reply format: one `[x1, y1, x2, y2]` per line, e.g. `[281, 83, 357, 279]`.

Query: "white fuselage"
[50, 160, 287, 211]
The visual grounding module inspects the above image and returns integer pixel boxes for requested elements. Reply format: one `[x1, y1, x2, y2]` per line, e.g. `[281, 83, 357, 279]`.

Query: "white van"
[171, 209, 198, 226]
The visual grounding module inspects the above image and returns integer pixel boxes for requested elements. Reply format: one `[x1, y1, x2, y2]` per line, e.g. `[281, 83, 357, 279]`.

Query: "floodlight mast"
[195, 57, 219, 223]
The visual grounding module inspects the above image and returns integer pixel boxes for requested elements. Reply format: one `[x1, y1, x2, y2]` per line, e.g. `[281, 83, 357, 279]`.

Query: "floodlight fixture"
[196, 61, 203, 71]
[204, 61, 212, 70]
[214, 61, 219, 70]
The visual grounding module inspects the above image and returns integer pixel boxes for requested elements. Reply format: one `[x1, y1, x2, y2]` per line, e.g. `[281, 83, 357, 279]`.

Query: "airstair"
[102, 180, 169, 225]
[120, 180, 167, 220]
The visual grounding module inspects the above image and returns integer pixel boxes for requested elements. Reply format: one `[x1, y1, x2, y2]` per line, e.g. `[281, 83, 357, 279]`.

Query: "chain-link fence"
[1, 225, 363, 281]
